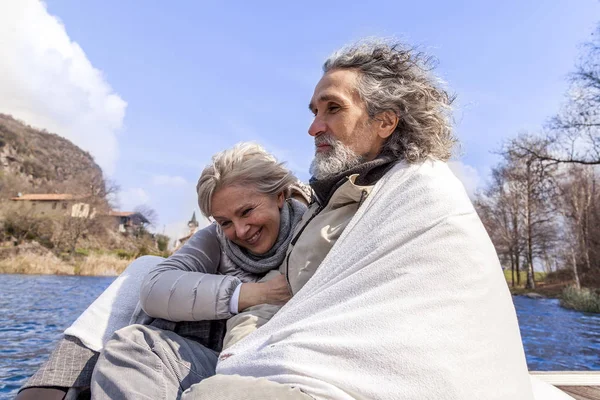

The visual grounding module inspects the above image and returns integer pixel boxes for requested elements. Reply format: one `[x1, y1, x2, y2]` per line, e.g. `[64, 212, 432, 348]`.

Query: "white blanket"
[217, 160, 535, 400]
[64, 255, 163, 351]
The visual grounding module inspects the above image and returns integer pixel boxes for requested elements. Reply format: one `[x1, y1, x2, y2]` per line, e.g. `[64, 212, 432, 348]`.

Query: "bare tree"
[517, 24, 600, 165]
[504, 135, 559, 289]
[474, 25, 600, 291]
[52, 215, 95, 254]
[134, 205, 158, 228]
[102, 178, 121, 209]
[558, 165, 600, 288]
[2, 205, 50, 245]
[475, 167, 524, 287]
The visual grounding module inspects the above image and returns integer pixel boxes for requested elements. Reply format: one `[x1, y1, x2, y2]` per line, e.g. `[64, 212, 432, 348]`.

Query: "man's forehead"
[310, 70, 360, 107]
[309, 92, 346, 108]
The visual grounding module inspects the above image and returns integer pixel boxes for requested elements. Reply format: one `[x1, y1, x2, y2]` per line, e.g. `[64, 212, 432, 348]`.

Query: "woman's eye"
[220, 221, 231, 227]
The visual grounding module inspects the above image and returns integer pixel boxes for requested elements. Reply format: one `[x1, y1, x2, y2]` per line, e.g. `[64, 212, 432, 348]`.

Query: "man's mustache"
[314, 134, 337, 147]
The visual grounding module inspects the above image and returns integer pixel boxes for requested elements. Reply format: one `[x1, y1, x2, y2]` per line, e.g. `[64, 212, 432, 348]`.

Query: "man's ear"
[375, 110, 399, 139]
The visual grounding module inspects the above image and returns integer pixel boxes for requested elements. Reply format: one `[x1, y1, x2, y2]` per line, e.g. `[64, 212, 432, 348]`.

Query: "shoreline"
[0, 252, 131, 276]
[510, 285, 600, 314]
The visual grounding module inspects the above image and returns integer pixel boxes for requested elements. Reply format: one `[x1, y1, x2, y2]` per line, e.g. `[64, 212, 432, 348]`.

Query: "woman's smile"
[244, 227, 262, 246]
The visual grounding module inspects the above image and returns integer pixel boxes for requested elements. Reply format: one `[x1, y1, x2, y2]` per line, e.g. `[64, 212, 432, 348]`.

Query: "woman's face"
[211, 185, 285, 255]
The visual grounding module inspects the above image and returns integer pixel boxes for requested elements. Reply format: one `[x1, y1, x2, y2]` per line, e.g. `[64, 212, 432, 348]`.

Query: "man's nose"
[308, 117, 326, 137]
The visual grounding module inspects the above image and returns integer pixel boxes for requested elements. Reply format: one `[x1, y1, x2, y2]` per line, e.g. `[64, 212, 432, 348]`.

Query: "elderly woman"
[17, 142, 310, 400]
[138, 142, 310, 349]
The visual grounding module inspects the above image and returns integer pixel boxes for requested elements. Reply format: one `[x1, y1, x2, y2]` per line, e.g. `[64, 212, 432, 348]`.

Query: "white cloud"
[119, 188, 150, 211]
[0, 0, 126, 175]
[151, 175, 188, 187]
[448, 161, 481, 199]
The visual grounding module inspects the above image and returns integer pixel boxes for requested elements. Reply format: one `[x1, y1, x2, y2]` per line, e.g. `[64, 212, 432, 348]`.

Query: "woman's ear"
[277, 191, 285, 208]
[375, 110, 399, 139]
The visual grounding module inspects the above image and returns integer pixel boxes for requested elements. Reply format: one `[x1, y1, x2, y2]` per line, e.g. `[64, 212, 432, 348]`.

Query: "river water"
[1, 275, 599, 399]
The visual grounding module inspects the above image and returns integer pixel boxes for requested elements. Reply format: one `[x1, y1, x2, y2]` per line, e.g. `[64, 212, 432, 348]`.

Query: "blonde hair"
[197, 142, 298, 218]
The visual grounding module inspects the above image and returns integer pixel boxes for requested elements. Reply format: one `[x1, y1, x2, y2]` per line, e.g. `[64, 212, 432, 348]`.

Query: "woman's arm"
[141, 224, 292, 321]
[140, 224, 243, 321]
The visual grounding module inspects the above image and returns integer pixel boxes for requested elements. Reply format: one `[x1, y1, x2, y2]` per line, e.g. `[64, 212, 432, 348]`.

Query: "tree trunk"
[512, 212, 521, 286]
[571, 247, 581, 290]
[583, 203, 592, 272]
[515, 251, 521, 286]
[525, 161, 536, 290]
[509, 252, 516, 287]
[526, 239, 536, 289]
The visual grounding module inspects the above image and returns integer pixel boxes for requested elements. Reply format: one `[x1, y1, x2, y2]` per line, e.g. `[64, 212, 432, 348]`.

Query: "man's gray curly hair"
[323, 39, 457, 162]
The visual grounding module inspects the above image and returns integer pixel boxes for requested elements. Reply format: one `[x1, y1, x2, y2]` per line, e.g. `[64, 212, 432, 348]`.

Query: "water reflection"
[0, 276, 599, 399]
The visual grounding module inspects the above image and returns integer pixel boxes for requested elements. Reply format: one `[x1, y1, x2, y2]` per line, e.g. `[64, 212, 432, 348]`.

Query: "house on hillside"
[10, 193, 95, 218]
[9, 193, 150, 235]
[106, 210, 149, 234]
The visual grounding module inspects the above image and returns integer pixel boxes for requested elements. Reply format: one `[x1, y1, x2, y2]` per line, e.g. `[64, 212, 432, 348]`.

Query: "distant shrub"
[36, 235, 54, 250]
[115, 249, 134, 260]
[135, 245, 150, 258]
[3, 211, 52, 247]
[560, 286, 600, 314]
[545, 269, 574, 284]
[157, 250, 170, 258]
[156, 234, 170, 252]
[75, 248, 90, 257]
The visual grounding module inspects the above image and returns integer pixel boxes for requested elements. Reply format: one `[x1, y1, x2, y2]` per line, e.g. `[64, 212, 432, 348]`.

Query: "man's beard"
[309, 135, 364, 180]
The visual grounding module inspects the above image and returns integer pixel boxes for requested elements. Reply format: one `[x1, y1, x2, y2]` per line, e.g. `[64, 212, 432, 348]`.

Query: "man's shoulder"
[380, 158, 454, 186]
[374, 159, 470, 207]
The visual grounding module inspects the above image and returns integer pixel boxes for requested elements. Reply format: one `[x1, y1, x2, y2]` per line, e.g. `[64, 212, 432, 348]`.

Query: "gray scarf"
[217, 198, 307, 274]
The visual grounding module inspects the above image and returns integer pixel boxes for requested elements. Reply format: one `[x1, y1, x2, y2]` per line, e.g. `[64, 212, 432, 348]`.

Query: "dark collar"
[309, 151, 397, 206]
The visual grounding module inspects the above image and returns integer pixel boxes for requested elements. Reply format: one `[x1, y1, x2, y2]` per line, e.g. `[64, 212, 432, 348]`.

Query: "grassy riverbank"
[504, 270, 562, 296]
[0, 250, 132, 276]
[504, 269, 600, 313]
[0, 228, 171, 276]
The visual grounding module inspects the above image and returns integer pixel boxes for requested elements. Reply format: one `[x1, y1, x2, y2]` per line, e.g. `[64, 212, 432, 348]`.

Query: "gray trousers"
[91, 324, 312, 400]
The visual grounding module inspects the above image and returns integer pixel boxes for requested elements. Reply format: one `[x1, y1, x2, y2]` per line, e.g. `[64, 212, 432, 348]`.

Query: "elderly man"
[92, 39, 534, 400]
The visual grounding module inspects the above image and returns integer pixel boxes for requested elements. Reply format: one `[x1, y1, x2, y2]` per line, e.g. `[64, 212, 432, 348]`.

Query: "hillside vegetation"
[0, 113, 104, 197]
[0, 113, 170, 275]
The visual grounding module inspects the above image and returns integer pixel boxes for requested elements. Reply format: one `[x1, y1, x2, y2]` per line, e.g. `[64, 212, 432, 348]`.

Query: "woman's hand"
[237, 274, 292, 312]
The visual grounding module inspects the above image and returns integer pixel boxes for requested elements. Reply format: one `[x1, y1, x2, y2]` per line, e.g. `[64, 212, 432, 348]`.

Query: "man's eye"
[242, 208, 253, 216]
[220, 221, 231, 227]
[328, 105, 340, 113]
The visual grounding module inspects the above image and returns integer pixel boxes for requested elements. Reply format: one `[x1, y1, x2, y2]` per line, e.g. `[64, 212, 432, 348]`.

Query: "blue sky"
[1, 1, 598, 242]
